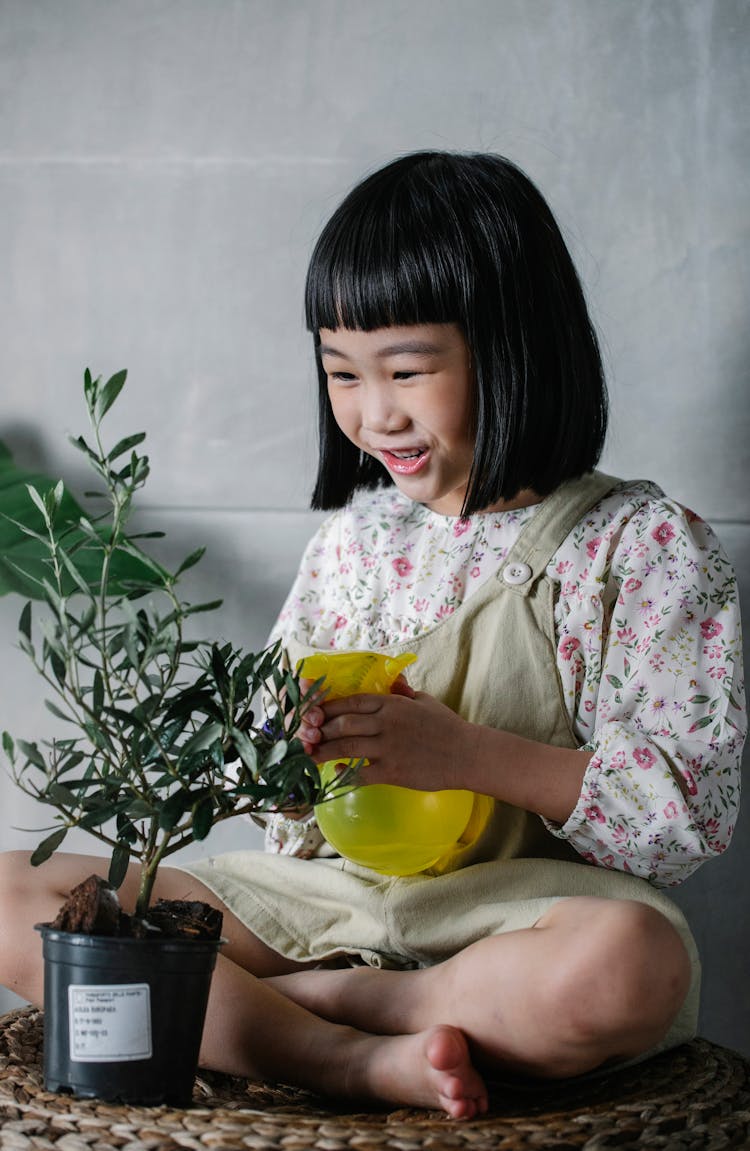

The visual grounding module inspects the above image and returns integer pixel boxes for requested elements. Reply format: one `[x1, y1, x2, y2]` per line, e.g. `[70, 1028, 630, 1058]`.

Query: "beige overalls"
[183, 471, 700, 1057]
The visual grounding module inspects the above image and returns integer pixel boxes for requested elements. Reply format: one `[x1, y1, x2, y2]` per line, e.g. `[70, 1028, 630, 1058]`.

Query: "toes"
[426, 1025, 469, 1073]
[424, 1026, 489, 1120]
[443, 1094, 479, 1121]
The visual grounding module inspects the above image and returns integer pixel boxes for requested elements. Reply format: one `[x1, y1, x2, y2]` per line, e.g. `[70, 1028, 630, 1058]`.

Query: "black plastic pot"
[37, 926, 221, 1106]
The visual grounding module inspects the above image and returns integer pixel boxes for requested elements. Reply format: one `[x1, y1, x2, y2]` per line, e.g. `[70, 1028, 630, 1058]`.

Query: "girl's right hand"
[297, 674, 415, 757]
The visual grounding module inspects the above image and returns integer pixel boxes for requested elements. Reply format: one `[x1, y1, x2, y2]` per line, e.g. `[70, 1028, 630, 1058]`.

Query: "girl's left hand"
[306, 686, 476, 792]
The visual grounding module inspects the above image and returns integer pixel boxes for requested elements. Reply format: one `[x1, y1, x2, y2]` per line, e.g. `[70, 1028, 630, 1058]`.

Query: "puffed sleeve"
[547, 484, 745, 887]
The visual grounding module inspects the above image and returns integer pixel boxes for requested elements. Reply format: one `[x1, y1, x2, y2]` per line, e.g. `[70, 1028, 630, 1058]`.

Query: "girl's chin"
[391, 477, 468, 516]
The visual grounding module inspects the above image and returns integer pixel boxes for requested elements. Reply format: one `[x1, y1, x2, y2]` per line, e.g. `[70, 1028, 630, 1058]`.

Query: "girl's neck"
[484, 488, 542, 514]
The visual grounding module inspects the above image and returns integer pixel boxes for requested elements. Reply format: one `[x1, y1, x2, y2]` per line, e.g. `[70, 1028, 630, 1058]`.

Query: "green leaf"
[69, 433, 96, 460]
[83, 367, 96, 403]
[17, 739, 45, 768]
[262, 739, 289, 769]
[605, 675, 623, 689]
[83, 720, 114, 753]
[107, 432, 146, 463]
[127, 799, 155, 819]
[192, 796, 213, 841]
[184, 599, 223, 617]
[108, 844, 131, 889]
[56, 751, 85, 775]
[178, 722, 223, 762]
[25, 484, 51, 525]
[176, 547, 206, 576]
[49, 649, 66, 688]
[17, 632, 36, 659]
[92, 670, 104, 715]
[96, 369, 127, 421]
[142, 716, 188, 761]
[688, 716, 713, 732]
[123, 622, 140, 669]
[159, 790, 188, 832]
[78, 804, 119, 829]
[2, 731, 15, 762]
[211, 644, 230, 699]
[230, 727, 258, 774]
[44, 700, 72, 722]
[19, 601, 31, 641]
[47, 782, 78, 806]
[30, 826, 68, 865]
[284, 672, 299, 704]
[74, 601, 96, 636]
[58, 550, 92, 596]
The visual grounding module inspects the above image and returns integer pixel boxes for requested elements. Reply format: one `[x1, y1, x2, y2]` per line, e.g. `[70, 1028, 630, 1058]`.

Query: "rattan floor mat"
[1, 1007, 749, 1150]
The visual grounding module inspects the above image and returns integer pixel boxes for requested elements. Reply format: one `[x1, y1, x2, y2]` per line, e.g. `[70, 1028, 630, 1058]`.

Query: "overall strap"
[497, 471, 621, 598]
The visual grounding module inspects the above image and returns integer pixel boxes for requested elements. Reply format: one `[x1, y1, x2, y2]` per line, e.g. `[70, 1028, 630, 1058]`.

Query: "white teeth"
[391, 450, 423, 459]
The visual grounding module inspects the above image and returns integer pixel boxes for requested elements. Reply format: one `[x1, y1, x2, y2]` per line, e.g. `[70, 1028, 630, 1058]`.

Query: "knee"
[546, 901, 692, 1071]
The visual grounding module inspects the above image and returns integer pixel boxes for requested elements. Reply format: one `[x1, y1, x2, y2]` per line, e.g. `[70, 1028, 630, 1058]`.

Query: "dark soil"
[50, 874, 223, 940]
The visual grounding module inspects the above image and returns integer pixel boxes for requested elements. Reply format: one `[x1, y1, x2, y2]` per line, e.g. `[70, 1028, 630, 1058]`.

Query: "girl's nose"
[361, 385, 409, 434]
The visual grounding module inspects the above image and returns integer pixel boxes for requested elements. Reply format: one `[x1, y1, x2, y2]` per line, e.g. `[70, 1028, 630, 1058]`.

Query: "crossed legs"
[0, 851, 692, 1116]
[267, 895, 693, 1078]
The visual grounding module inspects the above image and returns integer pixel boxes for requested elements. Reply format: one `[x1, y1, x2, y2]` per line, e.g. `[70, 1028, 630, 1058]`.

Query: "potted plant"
[1, 369, 332, 1105]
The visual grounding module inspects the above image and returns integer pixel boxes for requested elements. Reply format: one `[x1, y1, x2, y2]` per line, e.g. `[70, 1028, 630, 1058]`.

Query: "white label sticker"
[68, 983, 152, 1062]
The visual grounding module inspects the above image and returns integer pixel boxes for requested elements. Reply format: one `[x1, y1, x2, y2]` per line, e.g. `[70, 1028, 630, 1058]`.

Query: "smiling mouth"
[380, 448, 429, 475]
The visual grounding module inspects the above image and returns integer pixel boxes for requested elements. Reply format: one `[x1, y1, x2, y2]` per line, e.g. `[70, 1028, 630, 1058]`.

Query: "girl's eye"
[329, 371, 358, 383]
[393, 370, 419, 380]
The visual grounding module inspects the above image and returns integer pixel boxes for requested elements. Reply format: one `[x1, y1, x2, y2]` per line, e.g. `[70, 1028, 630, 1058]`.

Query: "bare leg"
[201, 951, 487, 1116]
[0, 852, 487, 1118]
[267, 897, 693, 1078]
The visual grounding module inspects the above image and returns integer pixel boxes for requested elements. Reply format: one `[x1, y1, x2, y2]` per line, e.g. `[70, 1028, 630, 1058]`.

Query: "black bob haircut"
[305, 151, 608, 515]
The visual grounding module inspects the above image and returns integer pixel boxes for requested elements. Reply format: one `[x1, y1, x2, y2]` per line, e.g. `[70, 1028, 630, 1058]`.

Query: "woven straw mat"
[1, 1007, 749, 1150]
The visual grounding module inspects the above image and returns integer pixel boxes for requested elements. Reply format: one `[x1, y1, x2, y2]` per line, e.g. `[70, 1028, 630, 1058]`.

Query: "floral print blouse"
[267, 479, 745, 888]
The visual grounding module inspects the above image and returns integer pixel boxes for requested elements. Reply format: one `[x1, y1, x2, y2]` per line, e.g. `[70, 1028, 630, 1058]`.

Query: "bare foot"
[346, 1024, 488, 1120]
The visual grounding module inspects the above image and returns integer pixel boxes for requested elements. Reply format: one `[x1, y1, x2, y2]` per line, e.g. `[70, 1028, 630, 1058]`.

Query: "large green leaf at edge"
[0, 441, 169, 600]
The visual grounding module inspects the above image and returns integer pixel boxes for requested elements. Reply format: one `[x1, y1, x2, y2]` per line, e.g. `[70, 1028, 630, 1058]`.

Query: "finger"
[321, 693, 385, 720]
[301, 703, 326, 727]
[390, 674, 416, 699]
[298, 721, 322, 747]
[319, 711, 384, 743]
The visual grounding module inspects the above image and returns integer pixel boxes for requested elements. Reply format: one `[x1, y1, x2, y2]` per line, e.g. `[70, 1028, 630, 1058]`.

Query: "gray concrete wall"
[1, 1, 748, 1054]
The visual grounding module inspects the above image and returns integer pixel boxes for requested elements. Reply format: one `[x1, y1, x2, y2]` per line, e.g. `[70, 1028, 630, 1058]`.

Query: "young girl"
[0, 151, 744, 1120]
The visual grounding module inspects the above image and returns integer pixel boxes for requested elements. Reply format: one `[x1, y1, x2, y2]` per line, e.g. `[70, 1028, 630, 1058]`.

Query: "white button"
[503, 562, 532, 586]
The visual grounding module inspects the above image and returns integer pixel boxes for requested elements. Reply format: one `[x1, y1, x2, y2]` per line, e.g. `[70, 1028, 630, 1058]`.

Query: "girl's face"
[319, 323, 476, 516]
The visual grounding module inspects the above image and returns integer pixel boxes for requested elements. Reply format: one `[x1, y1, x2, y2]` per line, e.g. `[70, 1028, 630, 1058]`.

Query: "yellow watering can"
[299, 651, 479, 876]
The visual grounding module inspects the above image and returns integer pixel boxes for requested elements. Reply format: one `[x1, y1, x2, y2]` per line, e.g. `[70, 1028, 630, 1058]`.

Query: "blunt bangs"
[306, 151, 608, 514]
[305, 158, 470, 334]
